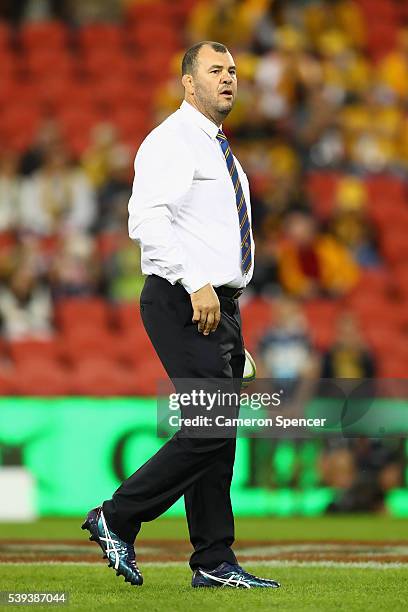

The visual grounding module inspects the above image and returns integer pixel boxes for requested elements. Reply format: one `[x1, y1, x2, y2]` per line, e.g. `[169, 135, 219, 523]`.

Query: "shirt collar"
[179, 100, 221, 140]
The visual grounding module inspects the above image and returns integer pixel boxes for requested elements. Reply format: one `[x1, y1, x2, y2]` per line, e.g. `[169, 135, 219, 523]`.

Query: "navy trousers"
[103, 275, 245, 570]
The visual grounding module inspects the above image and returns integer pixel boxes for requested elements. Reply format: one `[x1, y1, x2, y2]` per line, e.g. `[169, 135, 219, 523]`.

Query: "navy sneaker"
[192, 562, 280, 589]
[81, 506, 143, 586]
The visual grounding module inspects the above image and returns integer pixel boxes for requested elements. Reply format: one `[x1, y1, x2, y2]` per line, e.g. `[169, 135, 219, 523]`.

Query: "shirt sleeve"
[128, 127, 209, 294]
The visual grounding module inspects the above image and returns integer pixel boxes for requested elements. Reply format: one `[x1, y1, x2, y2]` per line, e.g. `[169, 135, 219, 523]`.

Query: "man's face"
[191, 46, 237, 119]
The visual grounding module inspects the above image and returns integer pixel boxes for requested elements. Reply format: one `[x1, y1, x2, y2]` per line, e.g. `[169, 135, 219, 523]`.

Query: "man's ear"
[182, 74, 194, 95]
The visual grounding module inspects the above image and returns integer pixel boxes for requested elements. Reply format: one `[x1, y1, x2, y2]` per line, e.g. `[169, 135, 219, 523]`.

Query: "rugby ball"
[242, 348, 256, 388]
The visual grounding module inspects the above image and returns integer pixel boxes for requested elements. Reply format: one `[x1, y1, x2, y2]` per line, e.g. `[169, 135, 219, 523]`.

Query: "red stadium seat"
[168, 0, 196, 24]
[66, 133, 93, 157]
[113, 302, 143, 332]
[20, 21, 69, 50]
[365, 175, 406, 206]
[115, 328, 157, 367]
[35, 77, 79, 110]
[377, 354, 408, 378]
[349, 268, 391, 300]
[0, 78, 20, 106]
[381, 231, 408, 265]
[91, 79, 138, 109]
[13, 359, 72, 396]
[57, 83, 95, 110]
[57, 107, 99, 141]
[132, 358, 168, 396]
[302, 300, 340, 350]
[25, 49, 77, 78]
[390, 302, 408, 328]
[95, 232, 123, 260]
[303, 299, 340, 327]
[310, 321, 336, 351]
[72, 357, 139, 396]
[305, 172, 340, 220]
[121, 132, 145, 152]
[60, 328, 122, 363]
[113, 107, 151, 142]
[397, 3, 408, 21]
[368, 203, 408, 230]
[241, 297, 274, 353]
[130, 27, 179, 52]
[0, 21, 11, 48]
[363, 326, 403, 353]
[78, 24, 124, 50]
[348, 294, 395, 322]
[55, 298, 111, 331]
[0, 51, 20, 77]
[0, 370, 15, 395]
[0, 232, 17, 250]
[142, 52, 175, 80]
[125, 85, 154, 109]
[37, 235, 61, 257]
[82, 50, 133, 78]
[11, 81, 41, 106]
[392, 265, 408, 300]
[125, 2, 174, 25]
[8, 338, 60, 365]
[1, 104, 41, 151]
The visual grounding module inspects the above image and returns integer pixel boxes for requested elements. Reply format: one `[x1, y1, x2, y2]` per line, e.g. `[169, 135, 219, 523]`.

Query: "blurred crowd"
[2, 0, 407, 338]
[0, 119, 142, 341]
[0, 0, 407, 509]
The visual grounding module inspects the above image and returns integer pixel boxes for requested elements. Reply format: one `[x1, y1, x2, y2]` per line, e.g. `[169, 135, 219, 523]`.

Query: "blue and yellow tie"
[216, 129, 252, 274]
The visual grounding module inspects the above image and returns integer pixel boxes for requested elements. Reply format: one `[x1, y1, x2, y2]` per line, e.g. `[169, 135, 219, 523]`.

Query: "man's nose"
[221, 71, 232, 83]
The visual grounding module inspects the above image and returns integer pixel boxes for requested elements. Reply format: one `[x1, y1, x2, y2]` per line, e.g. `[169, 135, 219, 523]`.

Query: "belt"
[214, 285, 244, 300]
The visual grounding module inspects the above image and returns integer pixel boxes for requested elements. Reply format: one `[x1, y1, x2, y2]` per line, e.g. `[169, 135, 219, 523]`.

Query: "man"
[82, 41, 280, 589]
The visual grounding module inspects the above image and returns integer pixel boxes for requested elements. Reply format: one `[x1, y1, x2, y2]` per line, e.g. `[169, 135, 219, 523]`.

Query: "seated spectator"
[49, 234, 101, 299]
[20, 145, 96, 236]
[254, 26, 311, 121]
[278, 210, 359, 298]
[82, 123, 119, 188]
[20, 119, 63, 176]
[251, 0, 286, 54]
[321, 438, 402, 513]
[0, 150, 21, 232]
[330, 210, 380, 267]
[96, 144, 132, 232]
[69, 0, 122, 25]
[0, 264, 52, 340]
[376, 28, 408, 100]
[257, 296, 318, 379]
[258, 142, 305, 216]
[249, 232, 280, 296]
[188, 0, 267, 49]
[295, 86, 345, 168]
[0, 0, 70, 23]
[329, 175, 380, 267]
[103, 230, 144, 302]
[321, 312, 376, 378]
[319, 312, 394, 511]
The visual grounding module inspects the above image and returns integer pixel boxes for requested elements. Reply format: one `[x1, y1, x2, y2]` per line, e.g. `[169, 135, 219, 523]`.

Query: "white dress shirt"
[128, 100, 254, 294]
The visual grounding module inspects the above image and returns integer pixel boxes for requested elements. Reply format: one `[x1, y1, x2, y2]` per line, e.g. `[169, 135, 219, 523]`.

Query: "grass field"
[1, 516, 408, 611]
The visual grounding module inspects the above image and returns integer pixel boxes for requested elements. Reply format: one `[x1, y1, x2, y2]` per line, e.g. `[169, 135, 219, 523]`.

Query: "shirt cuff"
[165, 263, 208, 294]
[179, 275, 209, 294]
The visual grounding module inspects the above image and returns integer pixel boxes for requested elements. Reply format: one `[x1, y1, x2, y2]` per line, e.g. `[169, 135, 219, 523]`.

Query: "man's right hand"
[190, 284, 221, 335]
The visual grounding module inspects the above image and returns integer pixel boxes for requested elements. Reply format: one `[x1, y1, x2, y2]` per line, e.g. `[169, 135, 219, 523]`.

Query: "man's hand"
[191, 284, 221, 335]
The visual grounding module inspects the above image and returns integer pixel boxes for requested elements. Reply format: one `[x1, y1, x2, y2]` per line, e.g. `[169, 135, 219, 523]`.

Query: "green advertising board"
[0, 398, 407, 516]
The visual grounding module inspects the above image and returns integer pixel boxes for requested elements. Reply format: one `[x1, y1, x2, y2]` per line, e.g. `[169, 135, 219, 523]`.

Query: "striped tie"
[216, 129, 252, 274]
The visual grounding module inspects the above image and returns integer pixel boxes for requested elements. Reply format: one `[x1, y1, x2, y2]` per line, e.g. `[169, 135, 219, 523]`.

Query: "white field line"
[236, 544, 408, 557]
[1, 560, 408, 569]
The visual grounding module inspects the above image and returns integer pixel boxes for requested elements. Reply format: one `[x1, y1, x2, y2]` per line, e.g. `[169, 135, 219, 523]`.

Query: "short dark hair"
[181, 41, 228, 76]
